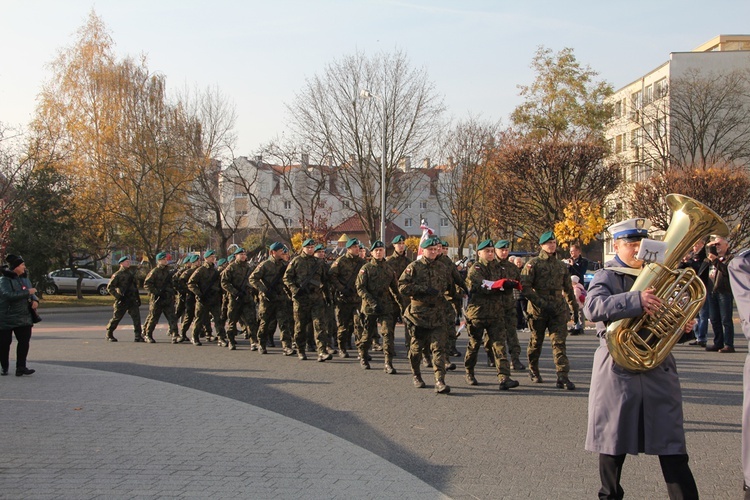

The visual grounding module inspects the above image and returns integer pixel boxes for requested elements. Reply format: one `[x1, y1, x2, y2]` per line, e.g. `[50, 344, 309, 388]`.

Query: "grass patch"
[38, 293, 150, 309]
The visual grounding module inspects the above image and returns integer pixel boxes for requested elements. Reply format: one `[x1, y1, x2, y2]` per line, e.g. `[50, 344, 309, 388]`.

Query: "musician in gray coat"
[729, 248, 750, 499]
[583, 218, 698, 500]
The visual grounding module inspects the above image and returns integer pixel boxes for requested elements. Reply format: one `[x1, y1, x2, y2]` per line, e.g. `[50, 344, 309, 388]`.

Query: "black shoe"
[449, 349, 461, 357]
[134, 336, 145, 343]
[556, 377, 576, 390]
[229, 343, 237, 351]
[446, 362, 457, 371]
[298, 352, 308, 360]
[1, 369, 7, 376]
[465, 373, 478, 386]
[434, 380, 451, 394]
[499, 377, 520, 390]
[706, 344, 723, 352]
[192, 339, 202, 346]
[106, 336, 118, 342]
[384, 363, 396, 374]
[15, 367, 35, 376]
[259, 346, 267, 354]
[511, 359, 526, 371]
[339, 349, 349, 358]
[688, 340, 706, 347]
[283, 347, 296, 356]
[360, 358, 371, 369]
[144, 336, 155, 344]
[529, 370, 543, 383]
[413, 375, 426, 388]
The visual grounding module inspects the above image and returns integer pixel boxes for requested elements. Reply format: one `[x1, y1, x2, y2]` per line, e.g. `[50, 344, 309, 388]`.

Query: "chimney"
[398, 156, 411, 172]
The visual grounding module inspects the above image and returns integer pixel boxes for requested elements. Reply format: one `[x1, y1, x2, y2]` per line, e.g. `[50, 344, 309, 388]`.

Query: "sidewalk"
[0, 364, 448, 499]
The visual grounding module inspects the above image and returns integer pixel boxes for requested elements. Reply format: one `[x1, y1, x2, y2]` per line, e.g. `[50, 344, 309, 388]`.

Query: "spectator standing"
[0, 255, 39, 376]
[706, 236, 735, 353]
[679, 239, 711, 347]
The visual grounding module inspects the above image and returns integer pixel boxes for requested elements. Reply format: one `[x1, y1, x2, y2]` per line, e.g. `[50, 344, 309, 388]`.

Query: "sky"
[2, 0, 749, 156]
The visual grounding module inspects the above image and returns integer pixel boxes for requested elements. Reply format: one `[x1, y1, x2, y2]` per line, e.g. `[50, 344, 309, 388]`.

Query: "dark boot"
[434, 376, 450, 394]
[384, 357, 396, 374]
[529, 368, 543, 383]
[412, 374, 426, 388]
[465, 372, 478, 386]
[498, 376, 520, 391]
[511, 357, 525, 371]
[555, 373, 575, 390]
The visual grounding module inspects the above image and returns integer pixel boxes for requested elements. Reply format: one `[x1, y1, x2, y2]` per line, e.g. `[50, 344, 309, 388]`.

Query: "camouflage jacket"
[495, 257, 520, 305]
[221, 260, 254, 304]
[179, 266, 200, 297]
[249, 256, 290, 302]
[188, 262, 222, 304]
[356, 257, 399, 316]
[283, 252, 328, 300]
[464, 258, 504, 321]
[386, 250, 411, 311]
[329, 252, 366, 304]
[172, 265, 189, 294]
[144, 264, 177, 300]
[107, 267, 140, 303]
[398, 255, 451, 328]
[521, 250, 578, 317]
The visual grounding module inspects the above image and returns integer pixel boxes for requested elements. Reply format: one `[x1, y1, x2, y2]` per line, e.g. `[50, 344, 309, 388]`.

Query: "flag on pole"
[417, 219, 434, 257]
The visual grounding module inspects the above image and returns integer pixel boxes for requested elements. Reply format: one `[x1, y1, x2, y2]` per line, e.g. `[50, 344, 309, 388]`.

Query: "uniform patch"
[405, 268, 412, 275]
[525, 263, 533, 269]
[359, 269, 365, 274]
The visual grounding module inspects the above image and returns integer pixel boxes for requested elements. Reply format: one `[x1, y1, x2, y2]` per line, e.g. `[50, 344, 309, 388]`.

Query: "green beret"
[345, 238, 360, 249]
[494, 239, 510, 249]
[233, 247, 245, 255]
[392, 235, 406, 244]
[539, 231, 555, 245]
[118, 256, 130, 264]
[216, 258, 227, 266]
[476, 239, 493, 251]
[227, 254, 235, 262]
[420, 236, 440, 249]
[370, 240, 385, 251]
[155, 251, 167, 261]
[269, 242, 284, 251]
[189, 255, 199, 263]
[314, 244, 325, 252]
[181, 256, 191, 265]
[441, 240, 449, 247]
[204, 249, 216, 258]
[302, 238, 316, 247]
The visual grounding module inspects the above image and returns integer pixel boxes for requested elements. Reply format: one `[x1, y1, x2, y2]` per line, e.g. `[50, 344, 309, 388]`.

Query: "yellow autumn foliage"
[554, 201, 606, 249]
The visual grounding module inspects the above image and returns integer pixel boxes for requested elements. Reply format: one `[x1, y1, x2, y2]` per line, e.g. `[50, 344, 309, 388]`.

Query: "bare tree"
[489, 134, 622, 245]
[0, 123, 35, 254]
[436, 118, 500, 255]
[286, 50, 445, 241]
[627, 164, 750, 248]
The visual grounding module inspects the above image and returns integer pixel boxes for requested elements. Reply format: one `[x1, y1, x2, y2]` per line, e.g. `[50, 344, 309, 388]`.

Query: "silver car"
[45, 268, 110, 296]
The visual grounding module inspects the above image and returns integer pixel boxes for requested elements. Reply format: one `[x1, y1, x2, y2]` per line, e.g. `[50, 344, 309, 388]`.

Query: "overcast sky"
[2, 0, 748, 156]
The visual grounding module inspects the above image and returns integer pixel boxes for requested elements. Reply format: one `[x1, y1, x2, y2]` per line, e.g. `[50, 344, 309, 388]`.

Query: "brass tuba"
[606, 194, 729, 372]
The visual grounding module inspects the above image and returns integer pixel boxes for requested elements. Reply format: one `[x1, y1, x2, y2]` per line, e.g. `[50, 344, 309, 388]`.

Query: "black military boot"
[511, 357, 526, 371]
[144, 335, 155, 343]
[360, 356, 371, 370]
[465, 372, 478, 386]
[191, 336, 202, 346]
[384, 357, 396, 374]
[412, 374, 426, 388]
[105, 333, 118, 342]
[434, 377, 451, 394]
[134, 334, 145, 343]
[338, 348, 349, 358]
[556, 374, 576, 390]
[498, 376, 520, 391]
[529, 368, 543, 383]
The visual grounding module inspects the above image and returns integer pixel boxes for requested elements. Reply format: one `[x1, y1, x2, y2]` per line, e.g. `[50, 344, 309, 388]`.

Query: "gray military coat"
[583, 259, 687, 456]
[728, 248, 750, 486]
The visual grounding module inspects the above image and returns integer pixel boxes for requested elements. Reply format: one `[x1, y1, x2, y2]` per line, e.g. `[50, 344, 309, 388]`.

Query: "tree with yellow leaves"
[554, 201, 606, 249]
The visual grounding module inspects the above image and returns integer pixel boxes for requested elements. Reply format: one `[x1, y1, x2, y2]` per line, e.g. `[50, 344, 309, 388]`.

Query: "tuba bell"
[606, 194, 729, 372]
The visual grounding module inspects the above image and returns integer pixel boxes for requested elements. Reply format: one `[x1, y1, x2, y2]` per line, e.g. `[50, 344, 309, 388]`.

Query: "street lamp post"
[359, 89, 387, 243]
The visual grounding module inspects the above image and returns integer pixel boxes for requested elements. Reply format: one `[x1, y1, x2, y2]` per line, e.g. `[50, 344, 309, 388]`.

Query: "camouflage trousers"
[527, 312, 570, 375]
[106, 299, 142, 338]
[194, 298, 226, 342]
[143, 297, 178, 338]
[258, 299, 293, 349]
[227, 299, 258, 344]
[335, 302, 363, 350]
[465, 319, 510, 379]
[293, 295, 329, 354]
[405, 320, 447, 381]
[360, 313, 396, 360]
[501, 300, 522, 360]
[175, 292, 187, 322]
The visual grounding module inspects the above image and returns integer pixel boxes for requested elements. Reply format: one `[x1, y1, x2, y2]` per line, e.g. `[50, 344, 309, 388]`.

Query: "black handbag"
[29, 303, 42, 323]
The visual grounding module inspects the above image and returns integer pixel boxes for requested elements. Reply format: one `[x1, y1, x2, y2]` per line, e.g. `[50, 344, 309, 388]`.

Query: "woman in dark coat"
[0, 254, 39, 376]
[584, 218, 698, 500]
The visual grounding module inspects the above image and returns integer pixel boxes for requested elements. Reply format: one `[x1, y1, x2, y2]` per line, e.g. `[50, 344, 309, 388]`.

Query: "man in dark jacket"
[680, 239, 711, 347]
[105, 256, 143, 342]
[187, 250, 226, 346]
[142, 252, 178, 343]
[706, 236, 735, 352]
[0, 254, 39, 376]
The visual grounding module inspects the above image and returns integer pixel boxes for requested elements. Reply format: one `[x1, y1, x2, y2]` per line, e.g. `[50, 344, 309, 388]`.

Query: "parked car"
[45, 268, 110, 296]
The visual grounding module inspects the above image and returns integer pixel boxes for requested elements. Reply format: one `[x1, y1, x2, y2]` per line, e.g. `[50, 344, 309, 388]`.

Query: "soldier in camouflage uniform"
[250, 242, 296, 356]
[105, 256, 143, 342]
[173, 256, 191, 325]
[398, 236, 452, 394]
[177, 255, 201, 342]
[439, 240, 467, 366]
[221, 248, 257, 351]
[494, 240, 526, 371]
[283, 239, 332, 362]
[386, 235, 411, 345]
[356, 240, 400, 373]
[464, 240, 520, 390]
[329, 238, 366, 358]
[520, 231, 579, 390]
[315, 244, 338, 352]
[187, 250, 227, 347]
[142, 252, 178, 343]
[217, 257, 230, 329]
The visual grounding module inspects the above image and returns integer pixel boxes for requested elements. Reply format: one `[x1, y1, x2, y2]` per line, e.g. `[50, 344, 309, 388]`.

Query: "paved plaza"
[0, 306, 745, 499]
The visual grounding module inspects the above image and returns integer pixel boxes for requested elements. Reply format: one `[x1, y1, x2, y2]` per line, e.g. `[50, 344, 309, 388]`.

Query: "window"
[440, 218, 449, 228]
[644, 85, 653, 105]
[404, 218, 413, 228]
[614, 99, 623, 118]
[234, 190, 246, 198]
[631, 90, 642, 109]
[283, 200, 292, 210]
[283, 217, 294, 226]
[419, 201, 427, 209]
[615, 133, 627, 154]
[654, 78, 668, 99]
[238, 210, 248, 216]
